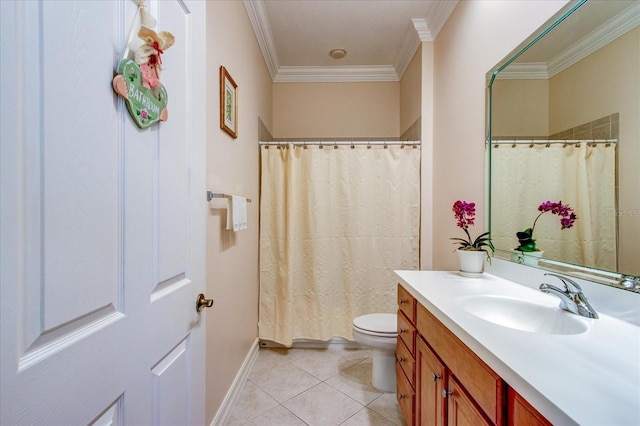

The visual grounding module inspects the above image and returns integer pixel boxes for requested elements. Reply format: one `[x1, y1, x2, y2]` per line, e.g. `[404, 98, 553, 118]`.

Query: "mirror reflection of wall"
[489, 1, 639, 276]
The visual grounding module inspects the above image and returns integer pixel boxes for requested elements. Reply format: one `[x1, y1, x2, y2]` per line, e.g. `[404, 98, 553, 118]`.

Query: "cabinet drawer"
[397, 310, 416, 356]
[396, 363, 415, 426]
[398, 284, 416, 323]
[417, 304, 505, 425]
[396, 337, 415, 388]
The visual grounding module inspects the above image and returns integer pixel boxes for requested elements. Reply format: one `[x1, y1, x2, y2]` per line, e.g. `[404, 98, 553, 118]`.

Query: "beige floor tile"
[367, 393, 406, 426]
[340, 407, 400, 426]
[228, 347, 407, 426]
[226, 380, 279, 425]
[250, 347, 310, 376]
[284, 383, 364, 426]
[242, 405, 308, 426]
[250, 361, 321, 403]
[292, 348, 371, 381]
[326, 358, 382, 405]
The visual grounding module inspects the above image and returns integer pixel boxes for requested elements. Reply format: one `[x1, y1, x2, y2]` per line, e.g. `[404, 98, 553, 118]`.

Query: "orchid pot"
[457, 249, 486, 273]
[511, 249, 544, 267]
[451, 200, 494, 276]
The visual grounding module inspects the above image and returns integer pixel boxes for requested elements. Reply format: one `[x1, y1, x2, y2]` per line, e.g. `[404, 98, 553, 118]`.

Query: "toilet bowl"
[352, 313, 398, 392]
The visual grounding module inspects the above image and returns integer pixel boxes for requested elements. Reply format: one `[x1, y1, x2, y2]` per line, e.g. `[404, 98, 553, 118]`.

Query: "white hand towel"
[226, 196, 247, 231]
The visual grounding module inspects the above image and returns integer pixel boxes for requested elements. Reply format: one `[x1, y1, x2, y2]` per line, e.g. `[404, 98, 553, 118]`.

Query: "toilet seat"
[353, 313, 398, 337]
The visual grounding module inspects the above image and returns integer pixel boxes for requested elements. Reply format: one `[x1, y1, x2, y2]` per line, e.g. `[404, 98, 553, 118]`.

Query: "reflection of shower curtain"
[259, 144, 420, 347]
[491, 143, 616, 270]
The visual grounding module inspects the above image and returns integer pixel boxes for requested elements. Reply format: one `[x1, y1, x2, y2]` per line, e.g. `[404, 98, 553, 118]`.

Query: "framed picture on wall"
[220, 66, 238, 139]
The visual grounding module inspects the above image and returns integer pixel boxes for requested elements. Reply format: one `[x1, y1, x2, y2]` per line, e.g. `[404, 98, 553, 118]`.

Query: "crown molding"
[243, 0, 278, 81]
[547, 1, 639, 78]
[244, 0, 457, 82]
[494, 63, 549, 80]
[497, 3, 639, 80]
[394, 19, 430, 79]
[273, 66, 399, 83]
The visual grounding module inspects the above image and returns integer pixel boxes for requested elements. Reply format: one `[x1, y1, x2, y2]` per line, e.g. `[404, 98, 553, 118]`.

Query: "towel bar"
[207, 191, 252, 203]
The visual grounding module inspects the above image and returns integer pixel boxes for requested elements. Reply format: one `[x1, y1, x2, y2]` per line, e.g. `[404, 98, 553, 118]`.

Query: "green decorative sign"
[114, 58, 168, 129]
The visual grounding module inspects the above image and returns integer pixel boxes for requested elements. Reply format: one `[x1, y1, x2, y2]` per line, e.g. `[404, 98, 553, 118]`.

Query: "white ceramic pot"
[457, 249, 486, 274]
[511, 250, 544, 266]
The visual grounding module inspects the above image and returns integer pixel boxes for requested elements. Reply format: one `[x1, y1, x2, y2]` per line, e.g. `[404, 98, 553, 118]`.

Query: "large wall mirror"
[487, 0, 639, 291]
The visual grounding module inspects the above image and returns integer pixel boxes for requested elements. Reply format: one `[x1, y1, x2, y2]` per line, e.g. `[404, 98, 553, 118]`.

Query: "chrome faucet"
[539, 273, 599, 319]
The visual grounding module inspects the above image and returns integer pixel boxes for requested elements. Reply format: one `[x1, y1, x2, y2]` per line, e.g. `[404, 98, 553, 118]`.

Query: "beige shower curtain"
[259, 144, 420, 347]
[491, 142, 616, 270]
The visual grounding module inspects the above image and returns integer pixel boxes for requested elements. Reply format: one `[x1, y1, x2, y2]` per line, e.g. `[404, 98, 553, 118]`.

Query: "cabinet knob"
[431, 373, 441, 381]
[397, 356, 405, 363]
[399, 328, 405, 334]
[398, 393, 405, 400]
[399, 298, 406, 304]
[441, 389, 453, 399]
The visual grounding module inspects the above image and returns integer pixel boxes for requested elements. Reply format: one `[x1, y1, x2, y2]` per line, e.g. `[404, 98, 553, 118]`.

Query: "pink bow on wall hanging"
[112, 1, 175, 129]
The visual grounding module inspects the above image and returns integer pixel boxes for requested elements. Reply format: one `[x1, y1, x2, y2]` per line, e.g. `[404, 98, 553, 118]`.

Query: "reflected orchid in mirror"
[451, 200, 494, 259]
[515, 201, 578, 252]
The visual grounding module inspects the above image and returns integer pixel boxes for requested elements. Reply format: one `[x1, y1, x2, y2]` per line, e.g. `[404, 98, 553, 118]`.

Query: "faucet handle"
[544, 272, 582, 293]
[539, 283, 579, 314]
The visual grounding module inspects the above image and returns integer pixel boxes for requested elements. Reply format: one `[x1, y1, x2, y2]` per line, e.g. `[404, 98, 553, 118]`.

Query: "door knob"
[196, 293, 214, 312]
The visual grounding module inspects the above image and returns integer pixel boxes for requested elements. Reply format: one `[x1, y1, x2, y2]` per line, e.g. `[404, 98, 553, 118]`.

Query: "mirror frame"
[486, 0, 639, 293]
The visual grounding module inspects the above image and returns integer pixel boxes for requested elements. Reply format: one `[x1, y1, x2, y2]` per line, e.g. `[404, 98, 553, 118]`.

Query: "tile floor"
[226, 347, 407, 426]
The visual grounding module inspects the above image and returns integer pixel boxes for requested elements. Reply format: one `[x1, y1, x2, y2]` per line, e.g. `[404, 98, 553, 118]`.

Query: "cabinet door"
[447, 377, 491, 426]
[416, 337, 446, 426]
[508, 387, 552, 426]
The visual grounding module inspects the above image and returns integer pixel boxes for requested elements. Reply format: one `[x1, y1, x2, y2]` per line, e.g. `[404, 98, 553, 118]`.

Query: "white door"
[0, 1, 207, 424]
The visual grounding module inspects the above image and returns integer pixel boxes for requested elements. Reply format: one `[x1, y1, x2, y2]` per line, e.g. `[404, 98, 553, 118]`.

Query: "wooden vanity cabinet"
[397, 285, 417, 424]
[400, 283, 556, 426]
[397, 283, 552, 426]
[417, 303, 504, 425]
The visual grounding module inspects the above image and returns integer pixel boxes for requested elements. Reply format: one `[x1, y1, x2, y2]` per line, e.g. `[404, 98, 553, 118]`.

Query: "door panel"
[1, 1, 206, 424]
[41, 0, 122, 332]
[152, 338, 189, 425]
[156, 0, 188, 286]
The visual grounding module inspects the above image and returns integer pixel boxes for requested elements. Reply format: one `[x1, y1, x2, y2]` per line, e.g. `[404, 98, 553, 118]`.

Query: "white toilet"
[352, 313, 398, 392]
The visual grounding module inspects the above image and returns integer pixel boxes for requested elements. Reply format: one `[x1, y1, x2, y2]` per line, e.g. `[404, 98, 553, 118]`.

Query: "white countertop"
[395, 270, 640, 426]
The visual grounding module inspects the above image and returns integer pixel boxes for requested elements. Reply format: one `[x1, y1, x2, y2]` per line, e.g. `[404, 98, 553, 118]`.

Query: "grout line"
[233, 347, 404, 426]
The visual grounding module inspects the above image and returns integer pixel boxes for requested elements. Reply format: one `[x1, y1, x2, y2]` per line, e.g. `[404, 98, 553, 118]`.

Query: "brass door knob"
[196, 294, 214, 312]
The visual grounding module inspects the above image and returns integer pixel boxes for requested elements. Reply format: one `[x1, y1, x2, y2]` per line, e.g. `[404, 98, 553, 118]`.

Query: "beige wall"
[400, 46, 423, 136]
[272, 82, 399, 138]
[204, 1, 272, 423]
[492, 79, 550, 137]
[429, 0, 569, 270]
[549, 27, 640, 273]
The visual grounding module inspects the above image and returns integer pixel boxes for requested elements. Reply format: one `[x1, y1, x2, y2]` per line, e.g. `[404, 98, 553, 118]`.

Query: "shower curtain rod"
[259, 140, 420, 147]
[491, 138, 617, 147]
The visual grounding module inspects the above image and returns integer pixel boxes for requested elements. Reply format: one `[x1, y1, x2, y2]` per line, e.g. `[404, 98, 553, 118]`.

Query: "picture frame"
[220, 66, 238, 139]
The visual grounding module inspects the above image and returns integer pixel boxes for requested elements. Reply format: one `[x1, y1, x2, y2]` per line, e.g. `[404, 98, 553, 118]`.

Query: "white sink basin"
[460, 295, 589, 335]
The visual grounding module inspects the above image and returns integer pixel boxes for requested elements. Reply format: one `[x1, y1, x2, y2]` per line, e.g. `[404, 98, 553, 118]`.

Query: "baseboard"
[209, 338, 260, 426]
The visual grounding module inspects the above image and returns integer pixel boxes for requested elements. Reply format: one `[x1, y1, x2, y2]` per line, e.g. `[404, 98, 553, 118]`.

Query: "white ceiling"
[243, 0, 459, 82]
[244, 0, 639, 83]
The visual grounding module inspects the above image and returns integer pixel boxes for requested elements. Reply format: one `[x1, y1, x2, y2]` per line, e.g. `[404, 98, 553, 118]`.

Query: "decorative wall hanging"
[112, 1, 174, 129]
[220, 66, 238, 139]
